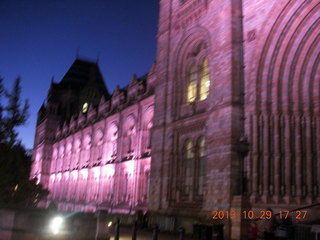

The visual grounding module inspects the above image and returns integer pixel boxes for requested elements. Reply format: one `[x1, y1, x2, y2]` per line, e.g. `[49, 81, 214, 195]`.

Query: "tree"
[0, 77, 29, 146]
[0, 78, 5, 142]
[0, 77, 49, 208]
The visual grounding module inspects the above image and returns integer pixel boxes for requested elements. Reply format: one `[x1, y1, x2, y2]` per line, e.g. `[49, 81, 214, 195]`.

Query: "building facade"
[32, 0, 320, 238]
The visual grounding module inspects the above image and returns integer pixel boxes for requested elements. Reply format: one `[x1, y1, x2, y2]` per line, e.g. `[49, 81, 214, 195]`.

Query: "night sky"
[0, 0, 159, 149]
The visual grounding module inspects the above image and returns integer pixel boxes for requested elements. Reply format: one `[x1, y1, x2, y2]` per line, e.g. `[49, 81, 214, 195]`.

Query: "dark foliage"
[0, 77, 29, 146]
[0, 77, 49, 208]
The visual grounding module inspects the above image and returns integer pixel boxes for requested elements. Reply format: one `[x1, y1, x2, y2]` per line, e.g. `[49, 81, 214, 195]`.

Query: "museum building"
[32, 0, 320, 238]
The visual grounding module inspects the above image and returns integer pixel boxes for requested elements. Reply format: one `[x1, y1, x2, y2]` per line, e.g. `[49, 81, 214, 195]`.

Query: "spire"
[96, 51, 100, 64]
[129, 74, 138, 86]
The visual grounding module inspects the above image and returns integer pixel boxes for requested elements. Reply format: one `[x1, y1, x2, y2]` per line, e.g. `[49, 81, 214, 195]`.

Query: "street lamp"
[49, 216, 64, 235]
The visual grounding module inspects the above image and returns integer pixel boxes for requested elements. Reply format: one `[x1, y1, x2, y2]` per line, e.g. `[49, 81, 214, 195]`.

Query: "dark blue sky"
[0, 0, 159, 149]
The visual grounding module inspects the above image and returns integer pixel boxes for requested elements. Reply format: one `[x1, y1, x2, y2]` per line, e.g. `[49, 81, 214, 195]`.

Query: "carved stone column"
[284, 115, 292, 203]
[317, 116, 320, 201]
[273, 114, 280, 203]
[262, 114, 269, 203]
[305, 115, 313, 203]
[251, 114, 258, 202]
[295, 115, 302, 203]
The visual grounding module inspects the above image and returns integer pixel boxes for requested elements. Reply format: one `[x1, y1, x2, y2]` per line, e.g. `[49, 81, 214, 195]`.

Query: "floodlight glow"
[49, 216, 64, 235]
[107, 221, 112, 227]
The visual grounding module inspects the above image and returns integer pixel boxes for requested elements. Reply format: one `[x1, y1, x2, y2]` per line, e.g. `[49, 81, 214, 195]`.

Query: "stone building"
[31, 59, 155, 213]
[32, 0, 320, 238]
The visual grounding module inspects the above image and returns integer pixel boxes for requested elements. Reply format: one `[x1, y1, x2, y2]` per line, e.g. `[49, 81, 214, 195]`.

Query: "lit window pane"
[199, 136, 206, 157]
[200, 59, 210, 101]
[186, 141, 194, 158]
[187, 66, 197, 103]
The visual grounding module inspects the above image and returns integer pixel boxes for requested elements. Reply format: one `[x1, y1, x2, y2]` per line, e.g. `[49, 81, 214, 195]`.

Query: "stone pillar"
[284, 115, 292, 202]
[317, 116, 320, 200]
[230, 196, 245, 240]
[305, 115, 313, 202]
[295, 115, 302, 203]
[251, 114, 258, 202]
[273, 114, 280, 203]
[262, 114, 269, 202]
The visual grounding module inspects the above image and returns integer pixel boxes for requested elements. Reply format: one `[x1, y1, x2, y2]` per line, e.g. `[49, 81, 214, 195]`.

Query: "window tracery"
[181, 136, 207, 197]
[184, 139, 194, 193]
[186, 58, 210, 103]
[197, 136, 206, 195]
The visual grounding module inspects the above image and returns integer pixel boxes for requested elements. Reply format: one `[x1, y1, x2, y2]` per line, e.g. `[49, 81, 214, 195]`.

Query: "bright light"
[107, 221, 112, 227]
[82, 102, 89, 113]
[126, 161, 134, 175]
[81, 169, 88, 180]
[93, 167, 100, 179]
[71, 170, 78, 180]
[102, 165, 115, 177]
[49, 216, 64, 235]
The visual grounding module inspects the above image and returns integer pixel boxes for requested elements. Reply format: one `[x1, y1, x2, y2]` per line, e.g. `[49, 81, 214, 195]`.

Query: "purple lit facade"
[31, 60, 155, 213]
[31, 0, 320, 238]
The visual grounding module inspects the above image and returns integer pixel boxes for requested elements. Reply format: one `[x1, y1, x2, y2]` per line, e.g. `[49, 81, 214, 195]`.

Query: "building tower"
[150, 0, 246, 237]
[149, 0, 320, 238]
[31, 59, 109, 191]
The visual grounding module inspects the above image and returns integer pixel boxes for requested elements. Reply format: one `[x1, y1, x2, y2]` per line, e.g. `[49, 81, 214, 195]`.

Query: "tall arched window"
[109, 123, 118, 158]
[94, 129, 104, 162]
[124, 115, 136, 155]
[197, 136, 206, 195]
[199, 59, 210, 101]
[185, 58, 210, 103]
[184, 140, 194, 193]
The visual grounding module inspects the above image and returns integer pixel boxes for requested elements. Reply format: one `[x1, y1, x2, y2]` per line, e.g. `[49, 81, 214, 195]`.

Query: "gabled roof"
[59, 58, 109, 97]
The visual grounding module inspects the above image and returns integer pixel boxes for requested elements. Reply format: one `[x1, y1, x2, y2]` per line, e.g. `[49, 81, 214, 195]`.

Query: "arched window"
[94, 129, 104, 161]
[143, 106, 154, 152]
[185, 58, 210, 103]
[184, 140, 194, 193]
[125, 115, 136, 154]
[197, 136, 206, 195]
[199, 59, 210, 101]
[109, 123, 118, 158]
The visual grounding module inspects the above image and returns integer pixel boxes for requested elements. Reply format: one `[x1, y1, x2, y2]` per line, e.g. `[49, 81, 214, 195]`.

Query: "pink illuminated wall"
[39, 99, 154, 212]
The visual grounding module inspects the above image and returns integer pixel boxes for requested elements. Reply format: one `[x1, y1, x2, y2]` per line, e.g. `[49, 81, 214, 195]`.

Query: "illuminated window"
[199, 59, 210, 101]
[187, 66, 197, 103]
[82, 102, 89, 113]
[186, 59, 210, 103]
[184, 140, 194, 193]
